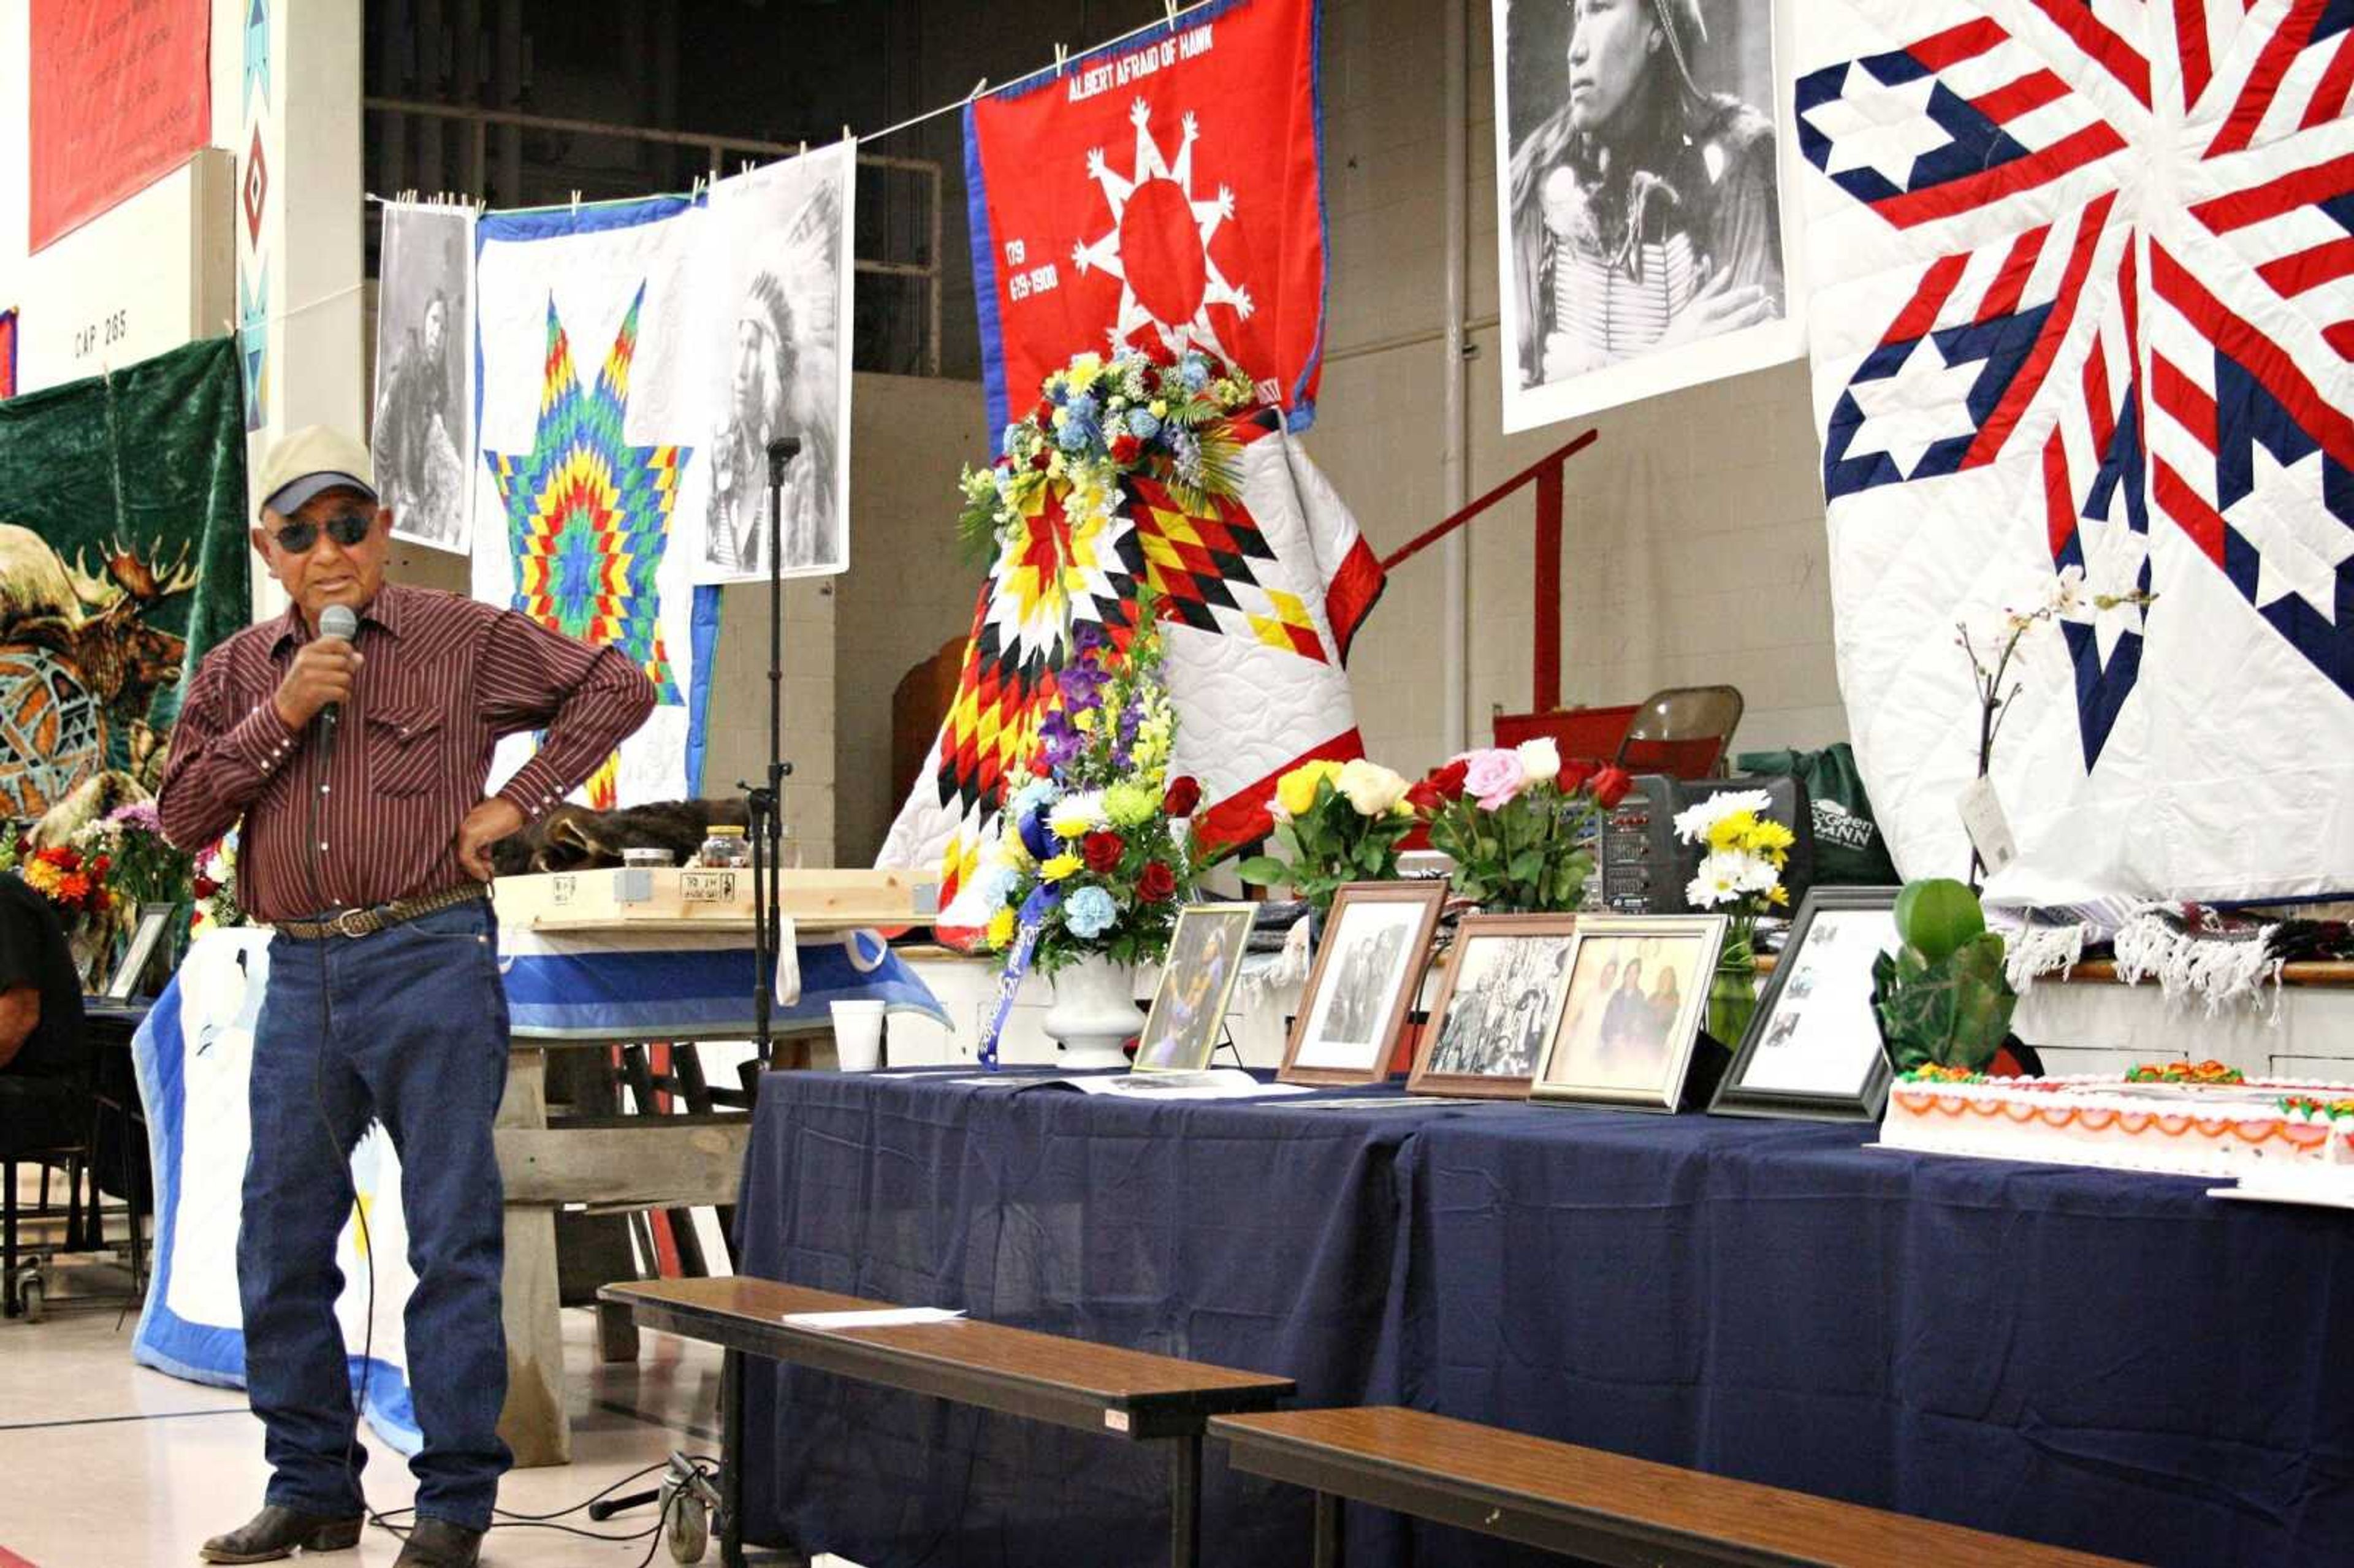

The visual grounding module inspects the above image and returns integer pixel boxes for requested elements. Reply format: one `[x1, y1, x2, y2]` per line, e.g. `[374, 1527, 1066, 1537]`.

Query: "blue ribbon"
[976, 917, 1043, 1071]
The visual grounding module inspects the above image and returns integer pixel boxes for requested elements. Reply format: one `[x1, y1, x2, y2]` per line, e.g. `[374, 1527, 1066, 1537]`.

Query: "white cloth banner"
[1793, 0, 2354, 901]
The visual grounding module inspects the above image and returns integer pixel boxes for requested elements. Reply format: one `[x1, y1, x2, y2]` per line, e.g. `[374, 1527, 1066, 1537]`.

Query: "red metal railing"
[1376, 428, 1599, 714]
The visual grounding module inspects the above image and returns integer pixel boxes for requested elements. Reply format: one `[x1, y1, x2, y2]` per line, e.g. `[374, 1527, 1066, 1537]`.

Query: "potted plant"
[1872, 877, 2018, 1074]
[1412, 742, 1631, 913]
[966, 603, 1199, 1067]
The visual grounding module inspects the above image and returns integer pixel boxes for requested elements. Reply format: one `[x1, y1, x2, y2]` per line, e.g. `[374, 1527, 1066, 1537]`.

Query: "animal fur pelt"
[27, 770, 151, 849]
[490, 797, 750, 877]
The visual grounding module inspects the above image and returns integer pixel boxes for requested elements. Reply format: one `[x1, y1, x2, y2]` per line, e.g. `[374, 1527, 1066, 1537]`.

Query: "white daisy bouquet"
[1673, 789, 1792, 959]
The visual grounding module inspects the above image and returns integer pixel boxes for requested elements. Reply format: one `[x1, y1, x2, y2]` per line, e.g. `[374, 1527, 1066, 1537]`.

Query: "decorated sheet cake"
[1881, 1062, 2354, 1185]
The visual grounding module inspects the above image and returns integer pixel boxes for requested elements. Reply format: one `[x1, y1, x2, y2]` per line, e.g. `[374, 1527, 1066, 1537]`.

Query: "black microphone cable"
[305, 940, 715, 1561]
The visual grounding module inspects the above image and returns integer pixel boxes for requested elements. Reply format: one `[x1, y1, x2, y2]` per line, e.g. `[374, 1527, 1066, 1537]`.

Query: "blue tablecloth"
[731, 1071, 2354, 1568]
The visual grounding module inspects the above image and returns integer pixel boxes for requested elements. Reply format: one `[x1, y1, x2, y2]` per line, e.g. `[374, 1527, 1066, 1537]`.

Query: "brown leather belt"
[276, 883, 489, 940]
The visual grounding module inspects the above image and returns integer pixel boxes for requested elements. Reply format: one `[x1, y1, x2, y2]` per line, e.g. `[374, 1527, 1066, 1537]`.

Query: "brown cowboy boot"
[197, 1504, 364, 1562]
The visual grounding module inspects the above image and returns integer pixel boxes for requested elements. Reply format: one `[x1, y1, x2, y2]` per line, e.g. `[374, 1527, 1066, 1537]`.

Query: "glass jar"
[698, 824, 751, 869]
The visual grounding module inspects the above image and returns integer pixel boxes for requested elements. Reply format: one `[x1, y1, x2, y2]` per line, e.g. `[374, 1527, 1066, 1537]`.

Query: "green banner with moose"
[0, 336, 249, 820]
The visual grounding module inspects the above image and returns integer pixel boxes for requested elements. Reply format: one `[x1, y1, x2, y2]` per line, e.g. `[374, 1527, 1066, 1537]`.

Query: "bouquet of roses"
[967, 599, 1200, 973]
[1236, 758, 1417, 915]
[957, 344, 1259, 558]
[1414, 740, 1631, 913]
[190, 832, 245, 938]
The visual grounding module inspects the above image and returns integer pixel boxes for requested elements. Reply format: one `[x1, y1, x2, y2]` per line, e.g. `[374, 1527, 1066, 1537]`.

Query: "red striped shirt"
[158, 584, 656, 921]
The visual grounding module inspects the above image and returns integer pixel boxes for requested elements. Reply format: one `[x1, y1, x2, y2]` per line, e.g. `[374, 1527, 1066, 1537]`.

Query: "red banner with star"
[29, 0, 210, 253]
[964, 0, 1327, 436]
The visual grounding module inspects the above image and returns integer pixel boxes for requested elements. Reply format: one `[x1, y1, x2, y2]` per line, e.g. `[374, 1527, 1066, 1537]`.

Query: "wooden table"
[1211, 1407, 2139, 1568]
[488, 869, 936, 1467]
[601, 1276, 1297, 1568]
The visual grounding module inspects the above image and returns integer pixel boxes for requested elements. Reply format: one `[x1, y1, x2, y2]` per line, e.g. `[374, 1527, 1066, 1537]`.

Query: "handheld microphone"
[317, 603, 359, 771]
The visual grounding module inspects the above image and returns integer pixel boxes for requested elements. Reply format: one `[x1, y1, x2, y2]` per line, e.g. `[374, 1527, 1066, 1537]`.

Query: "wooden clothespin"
[1054, 42, 1070, 73]
[1165, 0, 1181, 26]
[969, 77, 990, 101]
[569, 189, 581, 215]
[841, 124, 853, 144]
[799, 140, 808, 158]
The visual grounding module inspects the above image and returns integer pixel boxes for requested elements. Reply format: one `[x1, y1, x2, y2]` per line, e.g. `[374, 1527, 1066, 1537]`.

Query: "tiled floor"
[0, 1267, 815, 1567]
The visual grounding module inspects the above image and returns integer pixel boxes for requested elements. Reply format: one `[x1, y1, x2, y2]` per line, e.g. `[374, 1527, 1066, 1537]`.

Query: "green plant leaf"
[1235, 856, 1292, 887]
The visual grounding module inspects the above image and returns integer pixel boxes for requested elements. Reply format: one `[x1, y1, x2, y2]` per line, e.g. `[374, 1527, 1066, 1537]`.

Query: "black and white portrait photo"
[1284, 885, 1444, 1083]
[1491, 0, 1798, 432]
[700, 143, 855, 582]
[373, 204, 476, 552]
[1409, 918, 1580, 1097]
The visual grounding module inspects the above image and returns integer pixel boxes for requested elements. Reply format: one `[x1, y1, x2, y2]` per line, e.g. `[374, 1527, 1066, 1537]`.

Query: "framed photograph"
[1533, 914, 1727, 1111]
[1134, 904, 1257, 1073]
[1281, 882, 1446, 1086]
[1489, 0, 1804, 433]
[1711, 886, 1902, 1121]
[105, 904, 175, 1001]
[373, 203, 476, 552]
[1407, 915, 1580, 1100]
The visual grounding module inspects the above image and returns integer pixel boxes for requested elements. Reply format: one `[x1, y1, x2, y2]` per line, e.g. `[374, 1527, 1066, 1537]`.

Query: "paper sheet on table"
[781, 1307, 966, 1330]
[950, 1068, 1314, 1100]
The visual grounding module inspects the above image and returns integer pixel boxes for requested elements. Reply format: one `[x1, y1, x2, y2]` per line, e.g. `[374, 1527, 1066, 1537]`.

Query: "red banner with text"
[29, 0, 211, 253]
[963, 0, 1327, 436]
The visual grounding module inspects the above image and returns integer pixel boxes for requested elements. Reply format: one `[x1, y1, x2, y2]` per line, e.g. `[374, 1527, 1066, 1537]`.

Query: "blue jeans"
[239, 900, 511, 1531]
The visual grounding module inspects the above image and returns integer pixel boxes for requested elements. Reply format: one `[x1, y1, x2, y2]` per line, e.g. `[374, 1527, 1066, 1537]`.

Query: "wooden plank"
[492, 1049, 570, 1468]
[495, 1123, 749, 1207]
[493, 866, 937, 931]
[603, 1276, 1293, 1441]
[1210, 1408, 2135, 1568]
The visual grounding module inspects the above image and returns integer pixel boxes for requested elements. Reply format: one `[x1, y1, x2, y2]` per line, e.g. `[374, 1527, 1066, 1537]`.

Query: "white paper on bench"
[780, 1307, 968, 1330]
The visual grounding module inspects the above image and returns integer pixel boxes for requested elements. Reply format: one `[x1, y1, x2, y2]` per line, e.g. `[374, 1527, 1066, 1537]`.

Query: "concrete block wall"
[1302, 0, 1843, 782]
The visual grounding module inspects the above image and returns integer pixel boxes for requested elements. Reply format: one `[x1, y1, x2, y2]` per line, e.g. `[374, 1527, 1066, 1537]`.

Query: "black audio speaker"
[1596, 774, 1815, 916]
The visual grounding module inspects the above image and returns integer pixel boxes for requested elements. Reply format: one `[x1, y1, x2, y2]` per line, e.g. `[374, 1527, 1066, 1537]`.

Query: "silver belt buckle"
[333, 907, 377, 938]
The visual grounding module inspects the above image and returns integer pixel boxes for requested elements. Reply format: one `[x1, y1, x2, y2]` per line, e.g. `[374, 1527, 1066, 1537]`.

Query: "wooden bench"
[601, 1276, 1297, 1568]
[1209, 1407, 2140, 1567]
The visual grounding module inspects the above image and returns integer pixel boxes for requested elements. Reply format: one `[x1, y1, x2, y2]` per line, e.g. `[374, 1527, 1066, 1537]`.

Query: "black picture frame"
[105, 904, 177, 1002]
[1709, 886, 1904, 1123]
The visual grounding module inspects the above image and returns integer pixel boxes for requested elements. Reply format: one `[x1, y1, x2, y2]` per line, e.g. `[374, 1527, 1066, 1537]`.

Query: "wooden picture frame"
[1406, 915, 1580, 1100]
[1134, 903, 1257, 1073]
[1710, 886, 1903, 1123]
[1280, 881, 1447, 1086]
[1532, 914, 1728, 1112]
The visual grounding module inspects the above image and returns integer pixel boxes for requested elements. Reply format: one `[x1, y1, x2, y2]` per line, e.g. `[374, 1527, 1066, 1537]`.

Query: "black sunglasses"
[269, 511, 375, 554]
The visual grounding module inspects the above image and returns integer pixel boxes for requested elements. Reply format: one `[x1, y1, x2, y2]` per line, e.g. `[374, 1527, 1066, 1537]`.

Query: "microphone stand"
[741, 436, 801, 1062]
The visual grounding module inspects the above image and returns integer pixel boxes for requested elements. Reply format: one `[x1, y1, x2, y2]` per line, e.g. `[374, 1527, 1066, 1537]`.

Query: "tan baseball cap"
[254, 425, 378, 523]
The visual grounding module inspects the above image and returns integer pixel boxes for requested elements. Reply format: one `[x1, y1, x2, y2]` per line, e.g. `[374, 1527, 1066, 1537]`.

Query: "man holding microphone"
[160, 428, 655, 1568]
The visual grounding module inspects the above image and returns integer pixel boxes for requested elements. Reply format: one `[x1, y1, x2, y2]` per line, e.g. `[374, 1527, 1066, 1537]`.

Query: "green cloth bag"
[1734, 742, 1899, 887]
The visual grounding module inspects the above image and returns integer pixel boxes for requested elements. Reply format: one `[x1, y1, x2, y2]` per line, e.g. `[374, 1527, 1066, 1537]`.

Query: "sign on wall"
[1491, 0, 1805, 430]
[963, 0, 1329, 437]
[28, 0, 212, 253]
